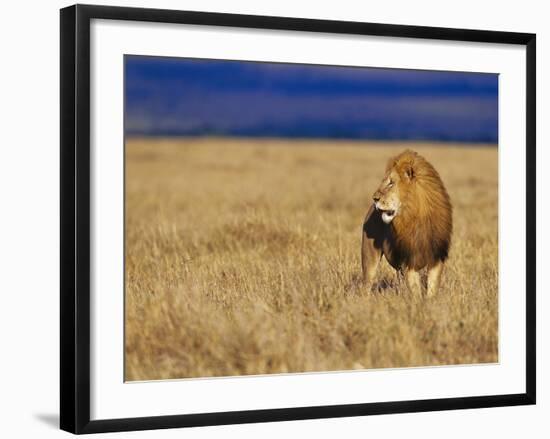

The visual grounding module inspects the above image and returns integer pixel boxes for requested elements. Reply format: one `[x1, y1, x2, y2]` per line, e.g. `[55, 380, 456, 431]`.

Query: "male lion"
[361, 150, 452, 296]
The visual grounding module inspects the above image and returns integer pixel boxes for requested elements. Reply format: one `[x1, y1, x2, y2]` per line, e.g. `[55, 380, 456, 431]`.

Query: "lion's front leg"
[405, 269, 422, 296]
[426, 261, 444, 297]
[361, 204, 383, 291]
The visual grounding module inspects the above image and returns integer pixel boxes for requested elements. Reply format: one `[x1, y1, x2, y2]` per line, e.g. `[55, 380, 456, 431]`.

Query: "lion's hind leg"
[361, 205, 384, 292]
[362, 246, 381, 292]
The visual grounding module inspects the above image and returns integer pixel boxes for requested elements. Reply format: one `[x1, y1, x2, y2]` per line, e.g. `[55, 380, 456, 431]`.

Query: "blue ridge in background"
[125, 56, 498, 143]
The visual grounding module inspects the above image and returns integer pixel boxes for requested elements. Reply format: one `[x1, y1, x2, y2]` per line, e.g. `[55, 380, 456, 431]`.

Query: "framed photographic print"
[60, 4, 536, 434]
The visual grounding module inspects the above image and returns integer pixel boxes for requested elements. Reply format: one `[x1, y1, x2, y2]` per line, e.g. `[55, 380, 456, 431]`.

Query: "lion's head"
[371, 149, 453, 270]
[372, 164, 405, 224]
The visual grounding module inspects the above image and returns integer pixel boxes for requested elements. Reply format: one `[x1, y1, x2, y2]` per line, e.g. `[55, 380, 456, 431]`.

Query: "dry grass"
[125, 137, 498, 381]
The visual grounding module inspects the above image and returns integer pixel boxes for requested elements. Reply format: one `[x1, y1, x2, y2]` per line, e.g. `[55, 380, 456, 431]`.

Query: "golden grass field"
[125, 137, 498, 381]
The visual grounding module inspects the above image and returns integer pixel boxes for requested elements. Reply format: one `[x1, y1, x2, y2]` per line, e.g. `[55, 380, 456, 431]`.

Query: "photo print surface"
[124, 56, 498, 381]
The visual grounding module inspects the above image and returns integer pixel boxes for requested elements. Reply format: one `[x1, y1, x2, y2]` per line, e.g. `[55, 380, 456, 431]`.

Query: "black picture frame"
[60, 4, 536, 434]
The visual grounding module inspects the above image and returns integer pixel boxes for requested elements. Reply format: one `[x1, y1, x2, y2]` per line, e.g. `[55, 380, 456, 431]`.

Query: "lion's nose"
[373, 193, 380, 202]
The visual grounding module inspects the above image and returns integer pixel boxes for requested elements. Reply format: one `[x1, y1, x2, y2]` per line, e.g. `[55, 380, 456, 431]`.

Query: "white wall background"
[0, 0, 546, 437]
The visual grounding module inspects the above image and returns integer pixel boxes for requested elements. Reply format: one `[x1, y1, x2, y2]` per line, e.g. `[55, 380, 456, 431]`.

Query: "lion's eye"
[388, 181, 394, 187]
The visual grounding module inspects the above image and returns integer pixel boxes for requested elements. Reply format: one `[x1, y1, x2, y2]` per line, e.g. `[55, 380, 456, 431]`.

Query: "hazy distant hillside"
[125, 56, 498, 143]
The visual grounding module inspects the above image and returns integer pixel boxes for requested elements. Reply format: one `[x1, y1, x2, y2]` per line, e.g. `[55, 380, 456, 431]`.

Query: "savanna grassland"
[125, 138, 498, 381]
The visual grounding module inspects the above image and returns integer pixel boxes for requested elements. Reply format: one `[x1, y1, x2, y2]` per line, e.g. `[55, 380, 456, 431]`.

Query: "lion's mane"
[386, 150, 453, 270]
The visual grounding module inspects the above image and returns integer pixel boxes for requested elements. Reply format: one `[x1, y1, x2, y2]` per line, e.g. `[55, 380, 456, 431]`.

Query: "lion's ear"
[403, 163, 415, 181]
[405, 163, 414, 180]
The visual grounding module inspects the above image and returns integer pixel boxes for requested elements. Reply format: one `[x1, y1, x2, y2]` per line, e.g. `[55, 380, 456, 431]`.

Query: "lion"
[361, 150, 452, 296]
